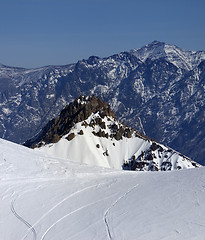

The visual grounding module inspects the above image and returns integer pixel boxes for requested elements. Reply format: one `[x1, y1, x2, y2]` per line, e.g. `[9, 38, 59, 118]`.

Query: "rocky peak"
[129, 41, 166, 62]
[129, 41, 205, 70]
[24, 95, 117, 148]
[24, 95, 201, 172]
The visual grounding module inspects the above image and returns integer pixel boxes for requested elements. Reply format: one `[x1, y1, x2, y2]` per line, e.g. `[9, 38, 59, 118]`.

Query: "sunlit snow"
[1, 138, 205, 240]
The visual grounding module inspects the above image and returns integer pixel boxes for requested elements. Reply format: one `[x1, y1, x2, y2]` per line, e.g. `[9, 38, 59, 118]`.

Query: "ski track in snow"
[22, 183, 99, 240]
[11, 199, 37, 240]
[104, 184, 139, 240]
[40, 193, 117, 240]
[22, 180, 115, 240]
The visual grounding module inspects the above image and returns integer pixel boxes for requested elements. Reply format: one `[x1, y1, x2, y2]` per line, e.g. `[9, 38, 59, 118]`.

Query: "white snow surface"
[36, 115, 148, 170]
[35, 114, 197, 171]
[1, 138, 205, 240]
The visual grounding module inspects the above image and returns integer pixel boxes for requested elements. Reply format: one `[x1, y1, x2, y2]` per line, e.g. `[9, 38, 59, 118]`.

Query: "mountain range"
[0, 41, 204, 165]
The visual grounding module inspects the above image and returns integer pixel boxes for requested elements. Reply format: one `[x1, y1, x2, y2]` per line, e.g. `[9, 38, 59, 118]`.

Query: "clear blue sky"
[0, 0, 204, 68]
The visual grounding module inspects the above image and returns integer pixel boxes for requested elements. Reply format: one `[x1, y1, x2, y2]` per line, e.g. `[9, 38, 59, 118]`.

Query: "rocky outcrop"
[122, 142, 201, 171]
[24, 95, 149, 149]
[24, 95, 116, 148]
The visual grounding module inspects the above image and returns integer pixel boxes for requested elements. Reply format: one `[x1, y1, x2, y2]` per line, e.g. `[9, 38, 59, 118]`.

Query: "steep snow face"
[24, 95, 200, 171]
[130, 41, 167, 62]
[35, 111, 200, 171]
[1, 138, 205, 240]
[0, 138, 112, 181]
[130, 41, 205, 70]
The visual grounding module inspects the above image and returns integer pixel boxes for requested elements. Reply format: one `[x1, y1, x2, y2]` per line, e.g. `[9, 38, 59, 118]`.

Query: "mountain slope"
[129, 40, 205, 70]
[1, 138, 205, 239]
[25, 95, 200, 171]
[0, 41, 204, 165]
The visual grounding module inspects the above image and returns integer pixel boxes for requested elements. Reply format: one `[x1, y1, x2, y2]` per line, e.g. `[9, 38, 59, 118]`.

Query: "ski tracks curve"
[40, 193, 117, 240]
[11, 199, 37, 240]
[22, 180, 115, 240]
[104, 184, 139, 240]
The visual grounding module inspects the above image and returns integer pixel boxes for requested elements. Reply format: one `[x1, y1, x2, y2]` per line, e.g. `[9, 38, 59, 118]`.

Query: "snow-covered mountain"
[24, 95, 200, 171]
[130, 40, 205, 70]
[1, 137, 205, 239]
[0, 41, 204, 165]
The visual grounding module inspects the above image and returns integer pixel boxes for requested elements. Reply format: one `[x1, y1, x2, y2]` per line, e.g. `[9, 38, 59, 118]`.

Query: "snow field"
[1, 138, 205, 239]
[35, 114, 197, 171]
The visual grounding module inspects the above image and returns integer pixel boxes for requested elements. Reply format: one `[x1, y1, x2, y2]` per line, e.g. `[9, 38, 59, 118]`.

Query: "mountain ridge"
[0, 41, 204, 165]
[25, 95, 201, 171]
[130, 41, 205, 70]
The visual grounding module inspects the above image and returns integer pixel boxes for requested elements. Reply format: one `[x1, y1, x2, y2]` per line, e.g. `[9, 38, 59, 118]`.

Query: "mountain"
[1, 137, 205, 239]
[24, 95, 200, 171]
[130, 40, 205, 70]
[0, 41, 204, 165]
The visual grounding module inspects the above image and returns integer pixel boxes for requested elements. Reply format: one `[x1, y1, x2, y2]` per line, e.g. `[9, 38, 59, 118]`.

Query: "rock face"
[25, 95, 201, 172]
[0, 41, 205, 165]
[24, 95, 116, 147]
[24, 95, 142, 149]
[123, 142, 196, 171]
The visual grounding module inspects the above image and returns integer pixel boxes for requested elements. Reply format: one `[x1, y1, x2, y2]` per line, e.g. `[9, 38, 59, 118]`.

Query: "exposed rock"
[52, 134, 60, 143]
[66, 133, 75, 141]
[115, 132, 122, 140]
[82, 121, 88, 128]
[78, 130, 84, 135]
[24, 95, 116, 148]
[103, 150, 109, 156]
[95, 117, 102, 125]
[100, 121, 106, 129]
[123, 128, 133, 138]
[147, 154, 153, 161]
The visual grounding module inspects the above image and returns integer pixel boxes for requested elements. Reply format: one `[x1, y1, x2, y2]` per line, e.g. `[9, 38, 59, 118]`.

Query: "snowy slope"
[35, 113, 199, 171]
[1, 138, 205, 240]
[130, 40, 205, 70]
[26, 95, 199, 171]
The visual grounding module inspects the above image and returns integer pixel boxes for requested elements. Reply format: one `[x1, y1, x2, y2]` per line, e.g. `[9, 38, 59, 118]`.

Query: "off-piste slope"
[25, 95, 200, 171]
[1, 137, 205, 240]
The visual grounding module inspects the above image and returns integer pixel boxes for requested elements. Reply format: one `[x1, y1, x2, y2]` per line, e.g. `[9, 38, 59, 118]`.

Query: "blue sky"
[0, 0, 204, 68]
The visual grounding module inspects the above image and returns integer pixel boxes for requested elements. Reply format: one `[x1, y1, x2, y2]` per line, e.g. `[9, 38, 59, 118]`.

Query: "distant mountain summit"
[25, 96, 201, 171]
[130, 41, 205, 70]
[0, 41, 205, 165]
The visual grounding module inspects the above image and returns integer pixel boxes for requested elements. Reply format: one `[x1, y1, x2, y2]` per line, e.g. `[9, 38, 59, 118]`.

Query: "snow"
[35, 116, 147, 169]
[1, 138, 205, 240]
[46, 94, 55, 99]
[34, 113, 197, 171]
[77, 96, 89, 105]
[2, 107, 12, 115]
[130, 41, 205, 70]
